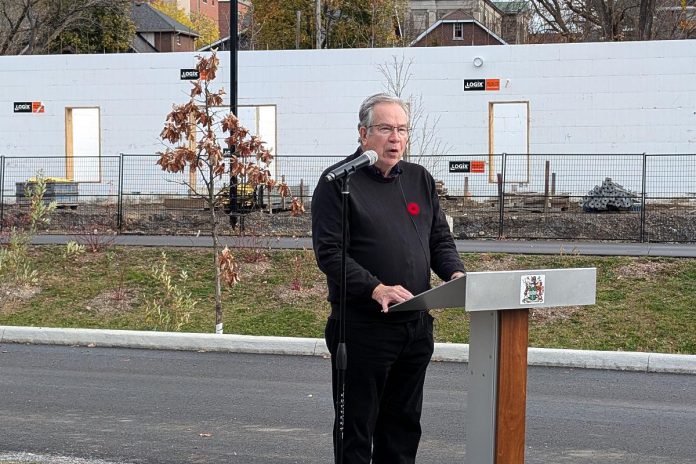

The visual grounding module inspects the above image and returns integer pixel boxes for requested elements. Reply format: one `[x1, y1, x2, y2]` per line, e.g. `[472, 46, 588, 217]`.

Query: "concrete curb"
[2, 326, 696, 374]
[0, 326, 329, 357]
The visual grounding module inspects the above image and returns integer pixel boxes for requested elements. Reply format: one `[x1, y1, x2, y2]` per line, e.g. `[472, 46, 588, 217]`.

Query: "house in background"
[492, 1, 531, 43]
[408, 0, 530, 44]
[130, 2, 200, 52]
[411, 9, 506, 46]
[152, 0, 219, 20]
[218, 0, 252, 39]
[201, 0, 253, 51]
[146, 0, 252, 40]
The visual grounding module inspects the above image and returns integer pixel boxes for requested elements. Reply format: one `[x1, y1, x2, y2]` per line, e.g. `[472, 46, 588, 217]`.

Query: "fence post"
[299, 178, 305, 208]
[117, 154, 124, 233]
[640, 153, 647, 243]
[498, 153, 507, 238]
[0, 156, 4, 231]
[281, 174, 286, 210]
[543, 160, 550, 214]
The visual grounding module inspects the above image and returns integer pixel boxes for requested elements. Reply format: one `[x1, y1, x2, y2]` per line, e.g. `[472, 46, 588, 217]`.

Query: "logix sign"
[449, 161, 471, 172]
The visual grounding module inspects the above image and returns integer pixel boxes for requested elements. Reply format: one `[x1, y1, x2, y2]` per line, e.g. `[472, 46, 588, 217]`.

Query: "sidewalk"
[2, 326, 695, 375]
[24, 234, 696, 257]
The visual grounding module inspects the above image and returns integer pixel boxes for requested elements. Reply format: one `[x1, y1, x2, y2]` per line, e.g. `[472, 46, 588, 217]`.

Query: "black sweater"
[312, 148, 466, 322]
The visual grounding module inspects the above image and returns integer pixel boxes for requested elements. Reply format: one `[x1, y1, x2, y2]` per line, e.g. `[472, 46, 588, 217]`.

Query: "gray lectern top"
[389, 268, 596, 312]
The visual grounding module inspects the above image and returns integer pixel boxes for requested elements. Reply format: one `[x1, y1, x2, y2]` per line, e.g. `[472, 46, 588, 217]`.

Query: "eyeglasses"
[368, 124, 410, 137]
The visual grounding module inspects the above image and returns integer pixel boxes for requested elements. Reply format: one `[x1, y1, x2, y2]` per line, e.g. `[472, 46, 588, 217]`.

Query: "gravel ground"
[3, 198, 695, 242]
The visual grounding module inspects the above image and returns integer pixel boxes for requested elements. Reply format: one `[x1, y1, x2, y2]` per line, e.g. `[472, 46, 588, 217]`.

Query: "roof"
[130, 33, 159, 53]
[410, 10, 507, 46]
[131, 2, 199, 37]
[198, 32, 252, 52]
[492, 1, 531, 14]
[198, 35, 231, 51]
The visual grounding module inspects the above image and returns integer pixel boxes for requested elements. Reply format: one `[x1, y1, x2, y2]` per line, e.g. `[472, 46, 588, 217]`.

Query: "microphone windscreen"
[363, 150, 378, 165]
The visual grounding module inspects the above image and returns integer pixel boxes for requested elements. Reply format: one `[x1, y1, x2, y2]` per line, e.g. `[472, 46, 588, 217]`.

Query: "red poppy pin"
[407, 202, 420, 216]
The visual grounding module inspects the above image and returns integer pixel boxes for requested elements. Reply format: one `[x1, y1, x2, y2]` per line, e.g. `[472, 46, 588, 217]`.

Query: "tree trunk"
[593, 0, 616, 40]
[638, 0, 656, 40]
[210, 182, 223, 334]
[315, 0, 321, 49]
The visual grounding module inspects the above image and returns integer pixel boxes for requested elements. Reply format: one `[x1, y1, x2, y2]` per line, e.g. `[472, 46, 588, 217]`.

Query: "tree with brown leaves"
[157, 51, 303, 334]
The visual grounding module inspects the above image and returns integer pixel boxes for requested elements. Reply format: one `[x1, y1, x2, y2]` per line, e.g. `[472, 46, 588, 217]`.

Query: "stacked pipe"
[582, 177, 636, 211]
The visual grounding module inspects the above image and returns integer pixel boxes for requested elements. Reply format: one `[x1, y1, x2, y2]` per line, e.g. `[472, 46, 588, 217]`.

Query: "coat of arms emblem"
[520, 274, 545, 304]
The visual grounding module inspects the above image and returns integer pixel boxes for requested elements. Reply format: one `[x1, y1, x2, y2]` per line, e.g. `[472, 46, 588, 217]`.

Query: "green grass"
[1, 246, 695, 354]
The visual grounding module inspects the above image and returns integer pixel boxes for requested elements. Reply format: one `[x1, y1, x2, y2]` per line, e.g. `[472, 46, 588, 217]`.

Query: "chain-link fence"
[1, 153, 694, 242]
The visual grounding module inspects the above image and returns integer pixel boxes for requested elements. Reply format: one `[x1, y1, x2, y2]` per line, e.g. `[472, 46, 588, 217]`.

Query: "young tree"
[157, 51, 303, 334]
[378, 55, 451, 178]
[0, 173, 57, 305]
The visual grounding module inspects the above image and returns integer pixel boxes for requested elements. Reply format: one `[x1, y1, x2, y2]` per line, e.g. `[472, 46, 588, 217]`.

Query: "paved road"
[22, 234, 696, 257]
[1, 344, 695, 464]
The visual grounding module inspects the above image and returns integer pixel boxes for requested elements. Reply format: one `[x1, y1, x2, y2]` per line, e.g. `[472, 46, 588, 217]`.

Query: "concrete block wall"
[0, 40, 694, 195]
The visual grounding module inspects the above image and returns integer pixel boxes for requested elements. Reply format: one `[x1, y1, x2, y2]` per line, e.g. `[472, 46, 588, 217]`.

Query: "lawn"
[1, 245, 695, 354]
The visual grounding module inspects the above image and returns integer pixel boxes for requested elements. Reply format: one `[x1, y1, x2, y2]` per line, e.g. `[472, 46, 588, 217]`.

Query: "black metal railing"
[0, 153, 694, 242]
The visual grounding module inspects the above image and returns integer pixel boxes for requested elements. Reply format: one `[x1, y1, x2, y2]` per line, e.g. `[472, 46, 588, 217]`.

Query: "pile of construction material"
[582, 177, 637, 212]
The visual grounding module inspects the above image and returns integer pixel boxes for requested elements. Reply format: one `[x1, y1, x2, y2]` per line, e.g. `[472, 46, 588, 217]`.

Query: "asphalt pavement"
[2, 345, 695, 464]
[24, 234, 696, 257]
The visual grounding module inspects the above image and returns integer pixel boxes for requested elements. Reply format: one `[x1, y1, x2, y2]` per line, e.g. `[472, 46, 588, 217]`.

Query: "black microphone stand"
[334, 174, 350, 464]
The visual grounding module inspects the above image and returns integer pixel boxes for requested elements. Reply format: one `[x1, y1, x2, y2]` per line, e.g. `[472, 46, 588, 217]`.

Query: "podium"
[390, 268, 596, 463]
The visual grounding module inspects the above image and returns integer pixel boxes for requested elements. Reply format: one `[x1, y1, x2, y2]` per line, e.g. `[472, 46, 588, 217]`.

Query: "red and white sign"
[471, 161, 486, 173]
[485, 79, 500, 91]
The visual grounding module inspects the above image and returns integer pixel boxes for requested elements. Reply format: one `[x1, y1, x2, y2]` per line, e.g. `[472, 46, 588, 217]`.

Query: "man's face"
[359, 102, 409, 175]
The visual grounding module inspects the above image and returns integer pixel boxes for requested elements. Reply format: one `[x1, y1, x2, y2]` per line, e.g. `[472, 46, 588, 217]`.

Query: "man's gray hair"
[358, 93, 410, 131]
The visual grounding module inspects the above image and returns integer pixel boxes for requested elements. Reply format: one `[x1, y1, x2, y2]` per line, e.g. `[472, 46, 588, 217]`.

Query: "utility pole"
[228, 1, 239, 229]
[315, 0, 321, 49]
[230, 1, 238, 117]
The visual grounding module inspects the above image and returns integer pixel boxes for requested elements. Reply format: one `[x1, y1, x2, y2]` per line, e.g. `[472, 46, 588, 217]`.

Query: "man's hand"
[450, 271, 465, 280]
[372, 283, 414, 314]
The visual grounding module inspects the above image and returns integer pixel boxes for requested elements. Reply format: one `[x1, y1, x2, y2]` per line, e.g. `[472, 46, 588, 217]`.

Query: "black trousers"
[325, 312, 435, 464]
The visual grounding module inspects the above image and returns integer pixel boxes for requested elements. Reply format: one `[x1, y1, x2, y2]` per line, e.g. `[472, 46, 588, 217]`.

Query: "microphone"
[325, 150, 378, 182]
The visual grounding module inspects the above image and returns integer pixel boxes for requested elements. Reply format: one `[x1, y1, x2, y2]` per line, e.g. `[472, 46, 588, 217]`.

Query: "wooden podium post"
[496, 308, 529, 463]
[390, 267, 597, 464]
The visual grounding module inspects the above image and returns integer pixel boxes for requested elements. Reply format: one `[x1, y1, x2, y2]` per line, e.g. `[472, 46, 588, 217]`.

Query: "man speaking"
[312, 93, 465, 463]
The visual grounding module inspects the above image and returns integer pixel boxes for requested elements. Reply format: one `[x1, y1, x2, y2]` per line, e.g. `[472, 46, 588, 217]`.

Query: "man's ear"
[358, 126, 368, 145]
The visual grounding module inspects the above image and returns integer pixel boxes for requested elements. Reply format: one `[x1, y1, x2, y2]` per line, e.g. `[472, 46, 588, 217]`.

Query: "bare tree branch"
[1, 0, 131, 55]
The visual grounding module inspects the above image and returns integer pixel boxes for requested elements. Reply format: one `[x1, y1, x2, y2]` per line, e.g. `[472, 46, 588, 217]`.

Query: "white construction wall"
[0, 40, 694, 195]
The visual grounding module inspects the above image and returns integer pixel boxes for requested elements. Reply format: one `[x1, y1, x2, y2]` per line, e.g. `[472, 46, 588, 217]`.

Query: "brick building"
[408, 0, 530, 44]
[131, 2, 200, 52]
[411, 9, 505, 46]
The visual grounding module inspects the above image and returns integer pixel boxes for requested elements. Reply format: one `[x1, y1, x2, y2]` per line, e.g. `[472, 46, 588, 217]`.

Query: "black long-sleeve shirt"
[312, 148, 465, 322]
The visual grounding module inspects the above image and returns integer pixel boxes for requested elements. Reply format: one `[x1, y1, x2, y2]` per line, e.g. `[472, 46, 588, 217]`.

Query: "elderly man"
[312, 93, 465, 463]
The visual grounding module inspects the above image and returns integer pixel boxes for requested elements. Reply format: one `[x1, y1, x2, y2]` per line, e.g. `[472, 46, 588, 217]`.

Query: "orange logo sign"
[485, 79, 500, 91]
[471, 161, 486, 173]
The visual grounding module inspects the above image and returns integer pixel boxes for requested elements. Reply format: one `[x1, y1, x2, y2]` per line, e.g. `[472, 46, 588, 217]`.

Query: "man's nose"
[388, 129, 400, 141]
